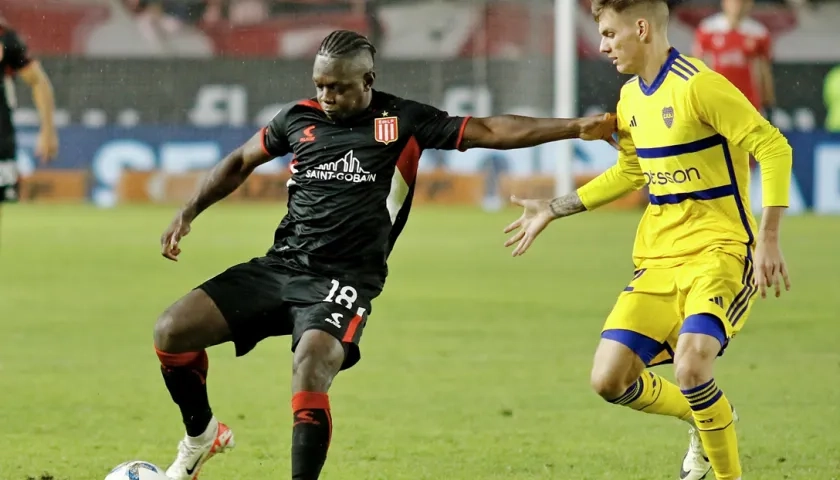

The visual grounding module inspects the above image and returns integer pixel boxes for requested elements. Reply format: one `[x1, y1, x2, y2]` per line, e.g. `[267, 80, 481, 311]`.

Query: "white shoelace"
[688, 427, 706, 459]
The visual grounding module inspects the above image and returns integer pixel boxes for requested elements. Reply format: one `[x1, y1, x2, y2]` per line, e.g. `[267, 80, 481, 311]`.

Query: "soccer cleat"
[165, 418, 235, 480]
[677, 409, 739, 480]
[678, 425, 711, 480]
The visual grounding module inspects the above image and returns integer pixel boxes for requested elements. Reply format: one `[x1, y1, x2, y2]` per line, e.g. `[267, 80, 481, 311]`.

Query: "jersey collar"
[638, 47, 681, 96]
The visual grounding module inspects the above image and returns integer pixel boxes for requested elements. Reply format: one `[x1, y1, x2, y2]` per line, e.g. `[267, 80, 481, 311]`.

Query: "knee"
[292, 330, 345, 392]
[590, 338, 646, 401]
[590, 366, 634, 401]
[154, 309, 183, 353]
[675, 315, 726, 389]
[674, 342, 717, 389]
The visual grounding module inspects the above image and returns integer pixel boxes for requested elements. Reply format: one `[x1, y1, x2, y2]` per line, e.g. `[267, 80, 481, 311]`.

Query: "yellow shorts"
[601, 251, 756, 366]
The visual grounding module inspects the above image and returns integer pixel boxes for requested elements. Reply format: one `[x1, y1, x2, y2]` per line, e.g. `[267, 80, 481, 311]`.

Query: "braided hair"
[317, 30, 377, 62]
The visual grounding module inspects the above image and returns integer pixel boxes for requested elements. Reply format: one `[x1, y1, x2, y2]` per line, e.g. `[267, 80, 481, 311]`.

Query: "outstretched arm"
[503, 156, 645, 256]
[459, 113, 618, 150]
[576, 149, 645, 211]
[501, 192, 588, 257]
[408, 101, 617, 152]
[503, 124, 644, 256]
[539, 149, 646, 219]
[548, 192, 587, 218]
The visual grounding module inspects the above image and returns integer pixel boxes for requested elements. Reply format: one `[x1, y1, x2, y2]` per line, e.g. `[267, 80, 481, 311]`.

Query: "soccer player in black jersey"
[154, 30, 617, 480]
[0, 20, 58, 244]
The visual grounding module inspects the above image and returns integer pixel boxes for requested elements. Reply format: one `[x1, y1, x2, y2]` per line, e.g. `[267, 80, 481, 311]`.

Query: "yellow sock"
[610, 371, 693, 422]
[682, 379, 742, 480]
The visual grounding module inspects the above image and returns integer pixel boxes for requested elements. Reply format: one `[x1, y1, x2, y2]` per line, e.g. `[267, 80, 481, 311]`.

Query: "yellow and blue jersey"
[578, 48, 792, 268]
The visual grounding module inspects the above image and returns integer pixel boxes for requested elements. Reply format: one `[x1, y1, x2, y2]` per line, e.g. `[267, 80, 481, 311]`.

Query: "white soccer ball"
[105, 461, 169, 480]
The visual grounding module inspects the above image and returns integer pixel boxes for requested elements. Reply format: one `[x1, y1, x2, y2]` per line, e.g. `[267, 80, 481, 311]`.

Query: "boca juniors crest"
[662, 106, 674, 128]
[374, 115, 399, 145]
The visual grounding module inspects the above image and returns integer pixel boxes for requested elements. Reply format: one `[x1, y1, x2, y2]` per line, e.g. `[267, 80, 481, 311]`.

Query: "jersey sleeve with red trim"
[262, 103, 295, 158]
[1, 29, 33, 72]
[404, 100, 470, 151]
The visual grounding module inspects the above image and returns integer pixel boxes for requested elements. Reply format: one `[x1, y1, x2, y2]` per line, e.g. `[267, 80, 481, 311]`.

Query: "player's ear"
[637, 19, 649, 42]
[363, 71, 375, 91]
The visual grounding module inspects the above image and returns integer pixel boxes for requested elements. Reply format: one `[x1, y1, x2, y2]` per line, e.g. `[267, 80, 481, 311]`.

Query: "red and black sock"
[291, 391, 332, 480]
[156, 347, 213, 437]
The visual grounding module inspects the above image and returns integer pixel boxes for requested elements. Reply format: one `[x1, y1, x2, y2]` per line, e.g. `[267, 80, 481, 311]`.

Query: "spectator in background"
[129, 0, 184, 48]
[201, 0, 224, 25]
[228, 0, 269, 25]
[693, 0, 777, 117]
[480, 152, 509, 212]
[125, 0, 209, 27]
[117, 0, 214, 56]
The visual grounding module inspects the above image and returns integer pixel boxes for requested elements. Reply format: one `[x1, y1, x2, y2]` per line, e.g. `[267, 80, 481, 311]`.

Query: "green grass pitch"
[1, 203, 838, 480]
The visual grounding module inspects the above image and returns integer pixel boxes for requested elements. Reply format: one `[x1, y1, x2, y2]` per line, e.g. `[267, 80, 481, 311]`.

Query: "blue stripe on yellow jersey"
[577, 48, 792, 268]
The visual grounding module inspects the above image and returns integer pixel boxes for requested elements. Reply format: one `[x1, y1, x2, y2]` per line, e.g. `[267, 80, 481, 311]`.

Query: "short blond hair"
[591, 0, 669, 21]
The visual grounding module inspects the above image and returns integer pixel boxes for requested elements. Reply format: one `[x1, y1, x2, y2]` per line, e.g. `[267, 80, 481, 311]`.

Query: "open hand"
[160, 210, 193, 261]
[578, 113, 619, 149]
[503, 196, 554, 256]
[753, 237, 791, 298]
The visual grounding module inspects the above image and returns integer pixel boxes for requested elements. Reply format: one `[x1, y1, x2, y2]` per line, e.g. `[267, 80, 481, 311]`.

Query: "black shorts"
[0, 158, 19, 204]
[197, 255, 378, 370]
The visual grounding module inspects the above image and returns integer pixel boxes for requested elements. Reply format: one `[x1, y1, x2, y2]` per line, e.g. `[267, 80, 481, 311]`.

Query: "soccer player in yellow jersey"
[502, 0, 792, 479]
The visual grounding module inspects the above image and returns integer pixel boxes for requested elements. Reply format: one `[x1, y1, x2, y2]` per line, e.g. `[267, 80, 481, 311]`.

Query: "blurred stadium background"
[5, 0, 840, 210]
[8, 0, 840, 210]
[2, 1, 839, 479]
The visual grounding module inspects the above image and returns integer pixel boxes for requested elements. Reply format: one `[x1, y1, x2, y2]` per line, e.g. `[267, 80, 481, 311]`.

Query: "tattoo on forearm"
[549, 193, 586, 219]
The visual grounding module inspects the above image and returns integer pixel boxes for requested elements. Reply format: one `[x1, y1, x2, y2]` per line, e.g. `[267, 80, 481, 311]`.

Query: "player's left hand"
[577, 113, 619, 150]
[161, 210, 193, 262]
[35, 128, 59, 163]
[503, 196, 554, 256]
[753, 237, 791, 298]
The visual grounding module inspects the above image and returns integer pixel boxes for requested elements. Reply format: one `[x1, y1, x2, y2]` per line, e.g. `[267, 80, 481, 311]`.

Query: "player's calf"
[154, 289, 233, 436]
[675, 315, 741, 480]
[155, 289, 238, 479]
[290, 329, 345, 480]
[292, 329, 346, 392]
